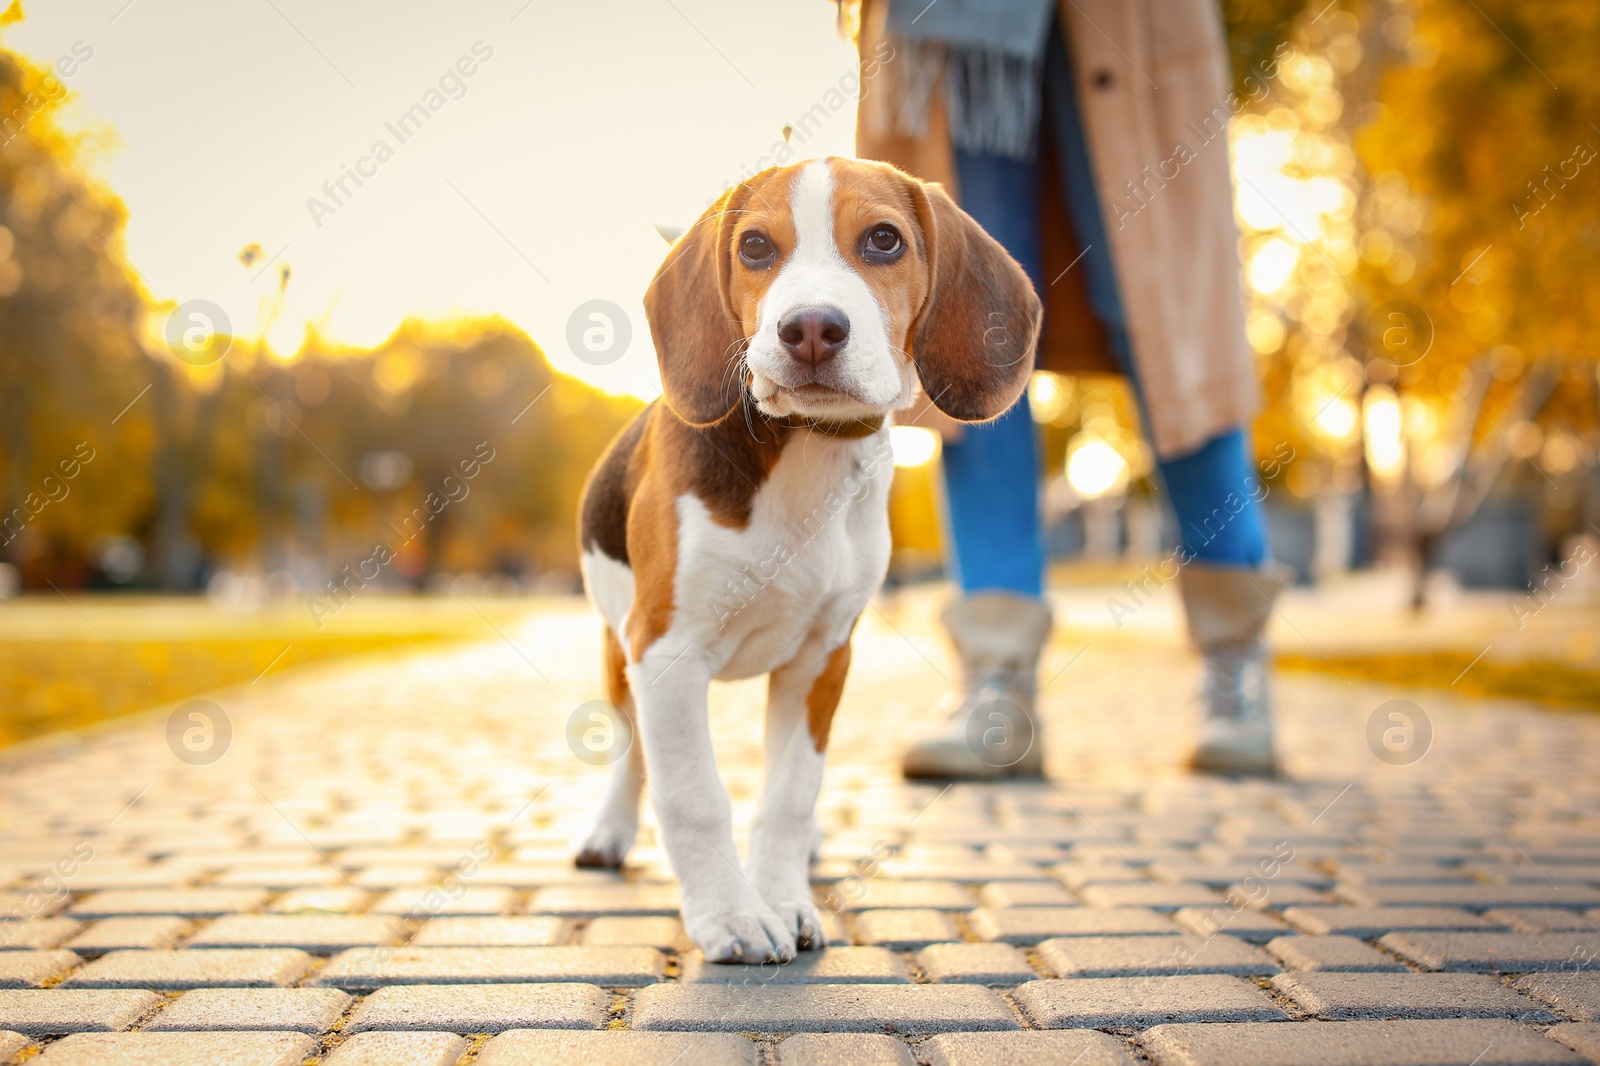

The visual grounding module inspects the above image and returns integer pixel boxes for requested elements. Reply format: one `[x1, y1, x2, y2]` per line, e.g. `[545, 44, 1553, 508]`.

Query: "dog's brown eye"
[863, 224, 904, 261]
[739, 232, 775, 266]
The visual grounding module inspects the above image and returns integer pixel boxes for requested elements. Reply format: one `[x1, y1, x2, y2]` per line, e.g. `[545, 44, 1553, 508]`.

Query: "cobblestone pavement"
[3, 591, 1600, 1065]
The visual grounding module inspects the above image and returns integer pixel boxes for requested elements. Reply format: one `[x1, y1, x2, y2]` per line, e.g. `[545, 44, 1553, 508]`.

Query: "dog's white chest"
[675, 432, 892, 680]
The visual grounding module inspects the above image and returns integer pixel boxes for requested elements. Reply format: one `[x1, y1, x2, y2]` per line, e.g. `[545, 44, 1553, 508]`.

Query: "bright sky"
[6, 0, 861, 399]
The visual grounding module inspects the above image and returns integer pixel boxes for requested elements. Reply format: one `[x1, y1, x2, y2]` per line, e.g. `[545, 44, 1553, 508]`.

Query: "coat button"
[1092, 68, 1115, 89]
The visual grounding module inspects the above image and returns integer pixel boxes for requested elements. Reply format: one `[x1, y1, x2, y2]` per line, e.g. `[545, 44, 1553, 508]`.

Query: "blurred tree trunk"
[149, 363, 198, 589]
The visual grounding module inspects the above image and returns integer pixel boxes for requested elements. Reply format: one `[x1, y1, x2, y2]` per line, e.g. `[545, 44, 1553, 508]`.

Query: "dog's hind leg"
[575, 626, 646, 868]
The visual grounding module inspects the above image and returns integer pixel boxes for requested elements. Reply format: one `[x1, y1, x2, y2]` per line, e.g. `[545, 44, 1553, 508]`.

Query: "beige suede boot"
[902, 592, 1053, 780]
[1179, 563, 1290, 775]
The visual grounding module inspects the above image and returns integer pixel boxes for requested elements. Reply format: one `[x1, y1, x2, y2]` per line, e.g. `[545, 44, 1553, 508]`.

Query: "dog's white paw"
[686, 900, 797, 964]
[574, 817, 636, 869]
[767, 896, 828, 951]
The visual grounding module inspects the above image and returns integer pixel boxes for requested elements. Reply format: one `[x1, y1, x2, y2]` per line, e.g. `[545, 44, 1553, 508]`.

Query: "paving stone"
[67, 889, 270, 918]
[145, 987, 351, 1033]
[880, 861, 1049, 884]
[269, 887, 370, 914]
[970, 907, 1175, 944]
[1079, 883, 1225, 911]
[1150, 862, 1334, 889]
[211, 865, 346, 888]
[1016, 974, 1286, 1028]
[350, 867, 445, 890]
[315, 945, 663, 989]
[186, 914, 404, 954]
[1516, 972, 1600, 1020]
[1339, 884, 1600, 910]
[630, 983, 1020, 1033]
[580, 916, 684, 950]
[1486, 908, 1599, 933]
[63, 917, 191, 953]
[60, 865, 201, 891]
[62, 948, 314, 989]
[921, 1031, 1140, 1066]
[1172, 906, 1289, 944]
[776, 1032, 912, 1065]
[916, 943, 1036, 984]
[1381, 932, 1600, 972]
[0, 989, 162, 1033]
[34, 1031, 316, 1065]
[370, 886, 516, 917]
[1138, 1019, 1587, 1065]
[0, 919, 80, 950]
[979, 882, 1076, 908]
[1037, 935, 1277, 977]
[1226, 882, 1335, 909]
[1265, 935, 1408, 972]
[1284, 906, 1504, 937]
[0, 893, 66, 920]
[344, 983, 610, 1032]
[0, 950, 80, 988]
[1548, 1023, 1600, 1061]
[853, 909, 959, 950]
[681, 946, 908, 984]
[526, 884, 679, 917]
[833, 881, 974, 911]
[479, 1030, 758, 1065]
[0, 1030, 28, 1057]
[322, 1031, 469, 1066]
[1334, 864, 1479, 885]
[1272, 971, 1557, 1020]
[409, 916, 571, 946]
[1055, 864, 1152, 889]
[470, 864, 622, 887]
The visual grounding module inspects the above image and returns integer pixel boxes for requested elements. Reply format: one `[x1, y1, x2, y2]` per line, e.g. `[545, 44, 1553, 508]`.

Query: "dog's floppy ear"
[643, 186, 745, 427]
[907, 180, 1042, 422]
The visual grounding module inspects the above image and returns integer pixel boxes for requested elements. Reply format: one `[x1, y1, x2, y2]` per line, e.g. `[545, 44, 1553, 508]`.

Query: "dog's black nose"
[777, 306, 850, 366]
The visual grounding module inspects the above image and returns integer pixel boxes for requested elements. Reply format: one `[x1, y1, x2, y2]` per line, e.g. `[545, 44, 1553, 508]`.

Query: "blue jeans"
[939, 30, 1266, 595]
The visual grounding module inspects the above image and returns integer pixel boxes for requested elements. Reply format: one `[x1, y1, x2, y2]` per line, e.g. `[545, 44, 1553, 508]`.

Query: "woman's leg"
[1158, 428, 1267, 568]
[939, 150, 1046, 599]
[902, 149, 1054, 780]
[1044, 22, 1281, 772]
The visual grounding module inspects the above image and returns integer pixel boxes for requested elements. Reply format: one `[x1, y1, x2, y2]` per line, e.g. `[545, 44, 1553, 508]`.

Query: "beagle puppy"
[575, 157, 1040, 964]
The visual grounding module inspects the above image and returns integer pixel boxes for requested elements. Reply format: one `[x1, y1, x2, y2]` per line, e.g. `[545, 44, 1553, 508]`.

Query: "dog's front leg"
[747, 636, 850, 951]
[631, 641, 795, 964]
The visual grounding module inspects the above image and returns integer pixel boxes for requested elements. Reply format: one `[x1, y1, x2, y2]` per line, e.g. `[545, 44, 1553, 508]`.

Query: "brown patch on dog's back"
[624, 418, 680, 662]
[580, 411, 649, 565]
[805, 641, 853, 753]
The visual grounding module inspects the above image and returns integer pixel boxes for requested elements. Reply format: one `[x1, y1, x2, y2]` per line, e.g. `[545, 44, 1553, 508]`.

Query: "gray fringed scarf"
[884, 0, 1055, 160]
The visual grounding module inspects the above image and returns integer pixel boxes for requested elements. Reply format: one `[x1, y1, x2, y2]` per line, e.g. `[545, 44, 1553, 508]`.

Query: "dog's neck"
[771, 412, 886, 439]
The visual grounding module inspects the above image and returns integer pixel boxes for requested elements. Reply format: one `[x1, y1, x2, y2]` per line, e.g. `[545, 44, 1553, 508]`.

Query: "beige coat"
[856, 0, 1260, 458]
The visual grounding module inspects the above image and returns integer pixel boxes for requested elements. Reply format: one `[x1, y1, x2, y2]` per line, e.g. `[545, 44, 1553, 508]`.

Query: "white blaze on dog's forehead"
[790, 159, 842, 265]
[742, 158, 911, 417]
